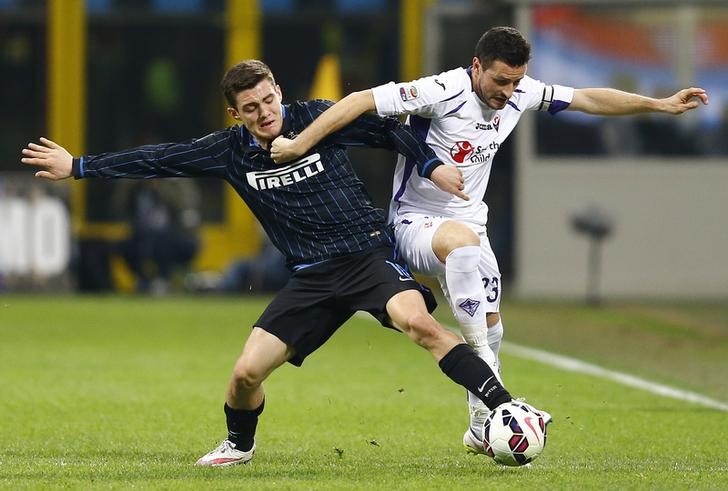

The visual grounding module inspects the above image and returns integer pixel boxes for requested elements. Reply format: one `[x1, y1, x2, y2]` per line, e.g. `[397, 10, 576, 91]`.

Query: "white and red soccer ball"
[482, 401, 548, 466]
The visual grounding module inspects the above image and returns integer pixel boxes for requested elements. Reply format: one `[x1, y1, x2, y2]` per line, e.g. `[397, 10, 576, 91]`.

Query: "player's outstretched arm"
[569, 87, 708, 116]
[21, 137, 73, 180]
[271, 90, 376, 163]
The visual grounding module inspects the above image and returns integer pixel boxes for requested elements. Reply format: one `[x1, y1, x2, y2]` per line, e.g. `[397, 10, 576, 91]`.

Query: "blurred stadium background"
[1, 0, 727, 300]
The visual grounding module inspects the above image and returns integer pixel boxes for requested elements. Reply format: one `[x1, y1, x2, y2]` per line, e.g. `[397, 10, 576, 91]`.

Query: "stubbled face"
[471, 57, 526, 110]
[227, 78, 283, 149]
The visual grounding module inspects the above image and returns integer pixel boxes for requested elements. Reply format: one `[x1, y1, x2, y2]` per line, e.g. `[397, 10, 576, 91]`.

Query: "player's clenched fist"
[270, 136, 303, 164]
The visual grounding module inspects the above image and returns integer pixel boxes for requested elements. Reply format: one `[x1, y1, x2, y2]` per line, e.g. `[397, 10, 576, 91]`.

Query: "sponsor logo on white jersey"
[246, 153, 323, 190]
[475, 115, 500, 132]
[449, 141, 501, 165]
[449, 141, 475, 163]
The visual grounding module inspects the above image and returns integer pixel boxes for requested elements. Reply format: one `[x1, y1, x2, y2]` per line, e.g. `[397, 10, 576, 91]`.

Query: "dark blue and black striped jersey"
[72, 99, 444, 269]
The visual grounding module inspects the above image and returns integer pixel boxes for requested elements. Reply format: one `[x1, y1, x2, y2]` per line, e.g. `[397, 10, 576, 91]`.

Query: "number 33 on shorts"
[482, 276, 499, 302]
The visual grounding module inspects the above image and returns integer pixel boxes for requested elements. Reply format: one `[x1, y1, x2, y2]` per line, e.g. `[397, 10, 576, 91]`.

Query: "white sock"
[486, 320, 504, 385]
[445, 246, 500, 383]
[487, 319, 503, 365]
[466, 322, 504, 412]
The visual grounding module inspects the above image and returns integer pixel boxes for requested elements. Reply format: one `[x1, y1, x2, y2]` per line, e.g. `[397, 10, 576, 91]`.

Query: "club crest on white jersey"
[246, 153, 324, 190]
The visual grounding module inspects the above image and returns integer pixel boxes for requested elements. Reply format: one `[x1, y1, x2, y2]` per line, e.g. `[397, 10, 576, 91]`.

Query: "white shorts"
[392, 213, 502, 312]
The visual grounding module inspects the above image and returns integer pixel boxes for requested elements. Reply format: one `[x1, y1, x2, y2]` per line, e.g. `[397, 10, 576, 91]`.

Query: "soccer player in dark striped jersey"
[22, 59, 517, 466]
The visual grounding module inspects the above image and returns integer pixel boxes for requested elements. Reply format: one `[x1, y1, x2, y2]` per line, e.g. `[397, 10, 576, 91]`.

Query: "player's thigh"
[393, 214, 448, 276]
[235, 326, 294, 382]
[344, 247, 437, 326]
[256, 268, 359, 366]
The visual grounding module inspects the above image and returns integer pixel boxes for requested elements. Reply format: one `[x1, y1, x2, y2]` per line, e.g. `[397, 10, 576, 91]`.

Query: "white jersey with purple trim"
[372, 67, 574, 227]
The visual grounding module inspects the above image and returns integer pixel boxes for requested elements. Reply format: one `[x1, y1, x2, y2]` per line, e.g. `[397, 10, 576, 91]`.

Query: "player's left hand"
[431, 165, 469, 201]
[270, 136, 303, 164]
[663, 87, 709, 114]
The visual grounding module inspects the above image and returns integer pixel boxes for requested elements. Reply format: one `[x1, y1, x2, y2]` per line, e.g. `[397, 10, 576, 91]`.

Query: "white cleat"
[541, 409, 553, 426]
[463, 425, 486, 455]
[463, 399, 491, 455]
[469, 403, 491, 428]
[195, 439, 255, 467]
[515, 398, 553, 426]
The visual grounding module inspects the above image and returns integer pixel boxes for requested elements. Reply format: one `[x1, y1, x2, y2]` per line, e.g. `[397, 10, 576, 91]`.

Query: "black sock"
[438, 343, 512, 410]
[224, 400, 264, 452]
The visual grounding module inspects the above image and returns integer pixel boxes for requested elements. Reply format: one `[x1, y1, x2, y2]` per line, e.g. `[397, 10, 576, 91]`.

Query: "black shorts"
[254, 246, 437, 366]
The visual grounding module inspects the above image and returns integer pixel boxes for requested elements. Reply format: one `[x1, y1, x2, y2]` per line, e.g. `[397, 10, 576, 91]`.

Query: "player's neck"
[252, 135, 273, 151]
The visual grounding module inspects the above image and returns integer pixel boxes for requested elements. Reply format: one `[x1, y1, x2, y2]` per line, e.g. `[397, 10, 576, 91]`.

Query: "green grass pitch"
[1, 296, 727, 489]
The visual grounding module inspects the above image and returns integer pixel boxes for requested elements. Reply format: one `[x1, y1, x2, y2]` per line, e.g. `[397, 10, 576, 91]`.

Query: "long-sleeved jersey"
[73, 100, 443, 269]
[372, 67, 574, 227]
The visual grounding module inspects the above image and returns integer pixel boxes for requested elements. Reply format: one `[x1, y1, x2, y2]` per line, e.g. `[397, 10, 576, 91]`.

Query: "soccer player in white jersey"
[271, 26, 708, 455]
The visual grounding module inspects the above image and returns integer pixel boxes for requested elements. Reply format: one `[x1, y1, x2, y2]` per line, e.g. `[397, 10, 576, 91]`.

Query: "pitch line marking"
[354, 312, 728, 412]
[501, 341, 728, 412]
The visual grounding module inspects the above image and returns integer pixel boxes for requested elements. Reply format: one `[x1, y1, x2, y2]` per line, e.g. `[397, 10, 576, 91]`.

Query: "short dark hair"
[474, 26, 531, 68]
[221, 59, 276, 107]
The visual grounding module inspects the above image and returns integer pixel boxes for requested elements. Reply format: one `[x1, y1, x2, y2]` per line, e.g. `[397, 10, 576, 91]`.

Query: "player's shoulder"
[291, 99, 335, 112]
[372, 67, 471, 117]
[307, 98, 335, 108]
[196, 127, 238, 145]
[516, 74, 545, 94]
[417, 67, 472, 98]
[286, 100, 337, 125]
[433, 67, 471, 89]
[512, 74, 574, 113]
[509, 74, 548, 106]
[385, 67, 470, 100]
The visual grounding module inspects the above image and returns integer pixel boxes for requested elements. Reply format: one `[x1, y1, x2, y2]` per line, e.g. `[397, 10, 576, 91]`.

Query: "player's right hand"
[431, 165, 469, 201]
[662, 87, 709, 114]
[270, 136, 303, 164]
[21, 137, 73, 180]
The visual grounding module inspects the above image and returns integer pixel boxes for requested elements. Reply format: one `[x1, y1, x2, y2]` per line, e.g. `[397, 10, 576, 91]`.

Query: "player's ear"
[275, 84, 283, 101]
[472, 57, 481, 72]
[227, 107, 241, 120]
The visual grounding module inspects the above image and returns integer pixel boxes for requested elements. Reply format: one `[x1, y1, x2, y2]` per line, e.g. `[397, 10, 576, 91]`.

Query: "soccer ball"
[482, 401, 547, 466]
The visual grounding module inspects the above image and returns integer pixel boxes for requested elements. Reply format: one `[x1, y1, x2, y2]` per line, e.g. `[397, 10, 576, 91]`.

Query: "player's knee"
[445, 244, 481, 273]
[405, 312, 442, 347]
[231, 360, 264, 390]
[452, 231, 480, 249]
[433, 222, 480, 262]
[486, 312, 501, 327]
